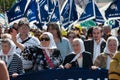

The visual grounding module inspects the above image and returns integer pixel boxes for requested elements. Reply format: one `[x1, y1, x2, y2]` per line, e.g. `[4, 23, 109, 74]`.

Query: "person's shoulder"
[13, 53, 22, 59]
[30, 36, 39, 41]
[66, 52, 76, 57]
[62, 37, 69, 41]
[84, 39, 93, 42]
[113, 51, 120, 59]
[0, 60, 5, 67]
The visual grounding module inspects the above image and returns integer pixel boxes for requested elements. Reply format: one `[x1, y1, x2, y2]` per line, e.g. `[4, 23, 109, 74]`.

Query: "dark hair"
[86, 27, 93, 39]
[47, 23, 62, 42]
[67, 30, 77, 38]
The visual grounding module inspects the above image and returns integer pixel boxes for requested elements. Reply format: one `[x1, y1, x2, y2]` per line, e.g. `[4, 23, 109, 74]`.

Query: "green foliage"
[0, 0, 16, 13]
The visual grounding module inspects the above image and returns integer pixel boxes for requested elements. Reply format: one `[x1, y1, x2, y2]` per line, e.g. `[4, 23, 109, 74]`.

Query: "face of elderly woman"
[108, 40, 117, 53]
[2, 42, 11, 55]
[40, 34, 50, 47]
[72, 41, 81, 54]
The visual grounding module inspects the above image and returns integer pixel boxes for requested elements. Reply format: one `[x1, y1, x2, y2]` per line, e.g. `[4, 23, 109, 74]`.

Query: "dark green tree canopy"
[0, 0, 15, 13]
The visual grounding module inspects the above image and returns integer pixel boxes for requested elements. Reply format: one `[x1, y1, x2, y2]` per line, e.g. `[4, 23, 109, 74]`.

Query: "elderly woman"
[63, 38, 92, 69]
[0, 60, 9, 80]
[12, 31, 63, 71]
[0, 39, 24, 77]
[92, 36, 119, 70]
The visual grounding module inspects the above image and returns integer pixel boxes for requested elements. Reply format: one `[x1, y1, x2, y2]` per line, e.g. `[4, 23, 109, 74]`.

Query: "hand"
[12, 73, 19, 78]
[64, 63, 72, 69]
[11, 29, 17, 43]
[91, 66, 99, 70]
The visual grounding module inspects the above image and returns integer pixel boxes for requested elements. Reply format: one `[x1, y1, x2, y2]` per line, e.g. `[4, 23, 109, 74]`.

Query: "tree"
[0, 0, 16, 13]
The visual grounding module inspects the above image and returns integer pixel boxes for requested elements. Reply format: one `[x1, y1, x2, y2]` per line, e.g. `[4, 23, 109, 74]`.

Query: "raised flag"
[49, 0, 60, 22]
[25, 0, 39, 23]
[94, 3, 104, 24]
[60, 0, 71, 24]
[6, 0, 31, 23]
[79, 0, 95, 22]
[48, 0, 56, 13]
[39, 0, 49, 22]
[105, 0, 120, 20]
[69, 0, 78, 22]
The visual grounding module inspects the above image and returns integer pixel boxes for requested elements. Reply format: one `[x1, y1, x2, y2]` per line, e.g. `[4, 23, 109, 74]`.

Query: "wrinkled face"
[2, 42, 11, 55]
[108, 40, 117, 53]
[72, 41, 81, 54]
[93, 29, 101, 41]
[18, 24, 30, 35]
[40, 34, 50, 47]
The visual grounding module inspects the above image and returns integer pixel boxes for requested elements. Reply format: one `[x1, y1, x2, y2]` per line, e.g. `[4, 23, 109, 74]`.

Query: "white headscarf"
[104, 36, 119, 54]
[0, 39, 16, 56]
[0, 39, 16, 67]
[71, 38, 85, 63]
[73, 38, 85, 54]
[103, 36, 119, 69]
[40, 32, 57, 49]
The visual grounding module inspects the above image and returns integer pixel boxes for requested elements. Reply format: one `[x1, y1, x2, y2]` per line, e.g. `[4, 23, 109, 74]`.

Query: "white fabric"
[77, 57, 83, 68]
[70, 38, 85, 63]
[16, 33, 40, 69]
[40, 32, 57, 49]
[93, 38, 104, 63]
[0, 39, 16, 67]
[104, 36, 118, 54]
[39, 32, 57, 58]
[104, 36, 119, 69]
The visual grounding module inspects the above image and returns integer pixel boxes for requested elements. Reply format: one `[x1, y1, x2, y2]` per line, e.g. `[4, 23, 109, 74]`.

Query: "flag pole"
[3, 0, 9, 28]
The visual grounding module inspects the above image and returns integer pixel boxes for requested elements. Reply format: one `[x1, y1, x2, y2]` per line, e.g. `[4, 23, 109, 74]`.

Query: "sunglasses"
[40, 37, 50, 41]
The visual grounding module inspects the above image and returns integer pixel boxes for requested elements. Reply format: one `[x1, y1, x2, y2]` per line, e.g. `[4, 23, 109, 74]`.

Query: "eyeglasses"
[40, 37, 50, 41]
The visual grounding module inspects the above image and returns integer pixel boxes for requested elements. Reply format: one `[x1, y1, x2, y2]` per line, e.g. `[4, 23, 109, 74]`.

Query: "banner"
[60, 0, 71, 24]
[25, 0, 39, 23]
[105, 0, 120, 20]
[7, 0, 31, 23]
[10, 68, 108, 80]
[69, 0, 78, 22]
[79, 0, 95, 22]
[49, 0, 60, 22]
[39, 0, 49, 22]
[94, 3, 104, 24]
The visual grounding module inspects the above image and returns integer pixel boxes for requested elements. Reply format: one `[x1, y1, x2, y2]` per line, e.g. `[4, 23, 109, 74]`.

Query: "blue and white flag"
[49, 0, 60, 22]
[94, 3, 104, 24]
[7, 0, 30, 23]
[39, 0, 49, 22]
[79, 0, 95, 22]
[60, 0, 71, 24]
[69, 0, 78, 22]
[105, 0, 120, 20]
[25, 0, 39, 23]
[48, 0, 56, 13]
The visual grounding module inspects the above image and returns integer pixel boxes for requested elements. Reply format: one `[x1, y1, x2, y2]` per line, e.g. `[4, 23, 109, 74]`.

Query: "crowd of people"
[0, 18, 120, 80]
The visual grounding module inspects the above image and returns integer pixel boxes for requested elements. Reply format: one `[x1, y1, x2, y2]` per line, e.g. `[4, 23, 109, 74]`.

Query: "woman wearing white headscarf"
[12, 32, 63, 71]
[93, 36, 119, 70]
[63, 38, 92, 69]
[0, 39, 24, 77]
